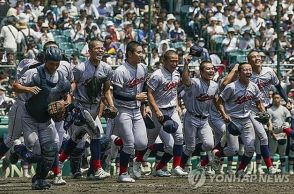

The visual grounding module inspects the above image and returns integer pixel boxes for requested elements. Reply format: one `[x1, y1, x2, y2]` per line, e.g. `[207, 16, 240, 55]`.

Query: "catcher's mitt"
[103, 106, 118, 119]
[255, 111, 270, 124]
[48, 100, 67, 122]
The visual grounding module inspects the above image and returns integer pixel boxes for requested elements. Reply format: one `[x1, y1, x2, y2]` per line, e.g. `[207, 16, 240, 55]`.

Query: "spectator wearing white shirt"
[222, 28, 238, 53]
[38, 22, 54, 45]
[97, 0, 113, 17]
[163, 14, 176, 34]
[80, 0, 99, 19]
[235, 10, 246, 29]
[252, 9, 265, 33]
[169, 20, 186, 43]
[0, 16, 18, 53]
[31, 0, 44, 19]
[206, 16, 224, 40]
[64, 0, 78, 18]
[70, 21, 86, 43]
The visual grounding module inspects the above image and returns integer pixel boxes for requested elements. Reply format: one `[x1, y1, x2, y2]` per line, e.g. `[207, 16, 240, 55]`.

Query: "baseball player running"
[267, 93, 291, 174]
[147, 50, 187, 177]
[180, 60, 218, 171]
[216, 62, 266, 178]
[68, 38, 114, 179]
[11, 47, 71, 190]
[112, 41, 148, 182]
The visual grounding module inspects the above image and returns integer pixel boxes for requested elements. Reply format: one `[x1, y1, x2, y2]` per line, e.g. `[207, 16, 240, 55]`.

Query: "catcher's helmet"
[45, 46, 62, 61]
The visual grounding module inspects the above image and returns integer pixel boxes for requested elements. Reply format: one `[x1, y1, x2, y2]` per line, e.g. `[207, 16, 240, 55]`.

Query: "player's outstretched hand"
[136, 92, 148, 102]
[28, 86, 42, 95]
[222, 114, 231, 123]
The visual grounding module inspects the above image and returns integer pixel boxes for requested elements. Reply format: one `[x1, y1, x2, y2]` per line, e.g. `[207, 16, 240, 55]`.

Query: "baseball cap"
[160, 115, 178, 134]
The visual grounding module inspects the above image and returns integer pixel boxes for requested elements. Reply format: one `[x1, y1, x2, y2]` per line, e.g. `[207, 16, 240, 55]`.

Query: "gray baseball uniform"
[112, 62, 148, 154]
[182, 78, 218, 156]
[147, 67, 182, 155]
[71, 60, 113, 142]
[267, 105, 290, 157]
[250, 67, 280, 149]
[220, 80, 261, 157]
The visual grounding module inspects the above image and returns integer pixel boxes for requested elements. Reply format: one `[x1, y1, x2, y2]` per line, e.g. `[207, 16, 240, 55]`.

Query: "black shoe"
[72, 172, 83, 179]
[32, 179, 51, 190]
[9, 146, 20, 164]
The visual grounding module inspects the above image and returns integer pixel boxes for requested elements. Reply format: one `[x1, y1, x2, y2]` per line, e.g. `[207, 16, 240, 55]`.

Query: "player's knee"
[184, 146, 195, 156]
[202, 141, 214, 151]
[164, 146, 173, 155]
[244, 145, 255, 157]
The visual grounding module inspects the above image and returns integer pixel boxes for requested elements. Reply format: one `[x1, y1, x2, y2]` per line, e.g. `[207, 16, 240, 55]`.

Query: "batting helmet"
[161, 115, 178, 134]
[144, 114, 155, 129]
[227, 121, 242, 136]
[45, 46, 62, 61]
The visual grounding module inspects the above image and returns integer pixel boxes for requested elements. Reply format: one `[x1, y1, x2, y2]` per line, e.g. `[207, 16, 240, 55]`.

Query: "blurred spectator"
[31, 0, 44, 19]
[137, 22, 154, 44]
[222, 28, 238, 53]
[169, 20, 186, 42]
[32, 15, 45, 32]
[224, 15, 240, 33]
[187, 15, 201, 40]
[113, 0, 124, 16]
[120, 22, 136, 43]
[56, 0, 66, 20]
[188, 0, 200, 19]
[24, 41, 38, 59]
[149, 47, 160, 67]
[87, 23, 101, 41]
[71, 21, 86, 43]
[104, 35, 117, 55]
[81, 0, 99, 19]
[158, 40, 170, 56]
[39, 22, 54, 45]
[252, 9, 265, 33]
[240, 14, 254, 34]
[238, 30, 255, 50]
[155, 20, 169, 41]
[164, 14, 176, 34]
[235, 10, 246, 28]
[0, 0, 10, 21]
[45, 11, 57, 29]
[64, 0, 78, 18]
[206, 16, 224, 39]
[70, 53, 80, 67]
[23, 4, 36, 22]
[0, 16, 18, 54]
[103, 21, 120, 42]
[76, 9, 87, 29]
[115, 49, 124, 66]
[0, 85, 14, 114]
[97, 0, 113, 17]
[57, 9, 73, 29]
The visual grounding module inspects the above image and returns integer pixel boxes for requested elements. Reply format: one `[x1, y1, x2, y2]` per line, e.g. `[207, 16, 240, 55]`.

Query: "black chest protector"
[25, 66, 71, 123]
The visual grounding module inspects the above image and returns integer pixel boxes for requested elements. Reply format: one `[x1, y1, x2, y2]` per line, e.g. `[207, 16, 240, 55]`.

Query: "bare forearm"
[182, 63, 191, 86]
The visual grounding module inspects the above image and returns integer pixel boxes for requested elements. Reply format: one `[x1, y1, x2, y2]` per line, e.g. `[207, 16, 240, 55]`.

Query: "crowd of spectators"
[0, 0, 293, 105]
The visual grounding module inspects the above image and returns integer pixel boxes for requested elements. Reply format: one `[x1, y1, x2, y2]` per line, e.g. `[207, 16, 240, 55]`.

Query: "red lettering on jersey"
[196, 94, 214, 102]
[163, 81, 178, 91]
[128, 77, 145, 88]
[257, 81, 271, 89]
[234, 95, 254, 104]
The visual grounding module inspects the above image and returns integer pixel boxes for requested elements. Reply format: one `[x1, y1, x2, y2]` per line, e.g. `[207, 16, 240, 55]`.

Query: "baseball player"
[112, 41, 148, 182]
[180, 60, 218, 171]
[8, 41, 75, 185]
[221, 51, 287, 174]
[267, 93, 291, 174]
[216, 62, 266, 178]
[11, 47, 71, 190]
[66, 38, 114, 180]
[147, 50, 187, 177]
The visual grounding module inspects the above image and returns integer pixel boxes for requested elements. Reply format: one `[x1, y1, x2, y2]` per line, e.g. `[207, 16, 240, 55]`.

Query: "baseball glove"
[227, 121, 242, 136]
[103, 106, 118, 119]
[255, 111, 270, 124]
[48, 100, 67, 122]
[86, 76, 107, 102]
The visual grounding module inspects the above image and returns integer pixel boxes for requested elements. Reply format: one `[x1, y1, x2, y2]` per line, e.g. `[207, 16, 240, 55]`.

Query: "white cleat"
[173, 166, 188, 176]
[117, 173, 135, 183]
[132, 159, 142, 179]
[155, 169, 172, 177]
[256, 167, 265, 175]
[94, 168, 111, 180]
[141, 162, 151, 175]
[289, 170, 294, 175]
[236, 169, 250, 178]
[205, 166, 215, 176]
[268, 166, 277, 175]
[52, 174, 66, 185]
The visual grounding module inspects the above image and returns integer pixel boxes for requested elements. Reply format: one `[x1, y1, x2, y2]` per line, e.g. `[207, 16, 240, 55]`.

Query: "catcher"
[10, 47, 71, 190]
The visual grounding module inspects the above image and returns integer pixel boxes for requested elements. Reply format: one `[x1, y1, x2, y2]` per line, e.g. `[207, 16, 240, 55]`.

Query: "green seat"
[74, 42, 86, 51]
[51, 29, 62, 37]
[79, 56, 87, 62]
[54, 35, 68, 43]
[59, 42, 74, 51]
[0, 116, 9, 125]
[0, 125, 8, 138]
[63, 29, 72, 37]
[64, 49, 78, 58]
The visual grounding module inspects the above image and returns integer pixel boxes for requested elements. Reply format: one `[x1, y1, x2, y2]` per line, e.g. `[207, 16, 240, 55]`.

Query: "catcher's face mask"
[45, 60, 60, 75]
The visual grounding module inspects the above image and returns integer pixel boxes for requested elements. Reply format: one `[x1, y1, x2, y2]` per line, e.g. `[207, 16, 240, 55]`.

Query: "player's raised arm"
[182, 56, 192, 87]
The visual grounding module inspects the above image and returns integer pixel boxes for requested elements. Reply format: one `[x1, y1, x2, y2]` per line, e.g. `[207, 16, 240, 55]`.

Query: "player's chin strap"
[275, 83, 288, 103]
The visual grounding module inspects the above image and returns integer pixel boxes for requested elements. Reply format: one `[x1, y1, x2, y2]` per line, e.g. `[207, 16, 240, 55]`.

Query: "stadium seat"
[75, 42, 86, 51]
[54, 35, 68, 43]
[59, 42, 74, 51]
[79, 56, 87, 62]
[63, 29, 72, 37]
[51, 29, 62, 37]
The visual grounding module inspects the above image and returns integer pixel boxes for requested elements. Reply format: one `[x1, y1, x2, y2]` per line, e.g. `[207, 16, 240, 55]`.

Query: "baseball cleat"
[289, 170, 294, 175]
[205, 166, 215, 175]
[94, 168, 110, 180]
[72, 172, 84, 179]
[132, 159, 142, 179]
[52, 174, 66, 185]
[155, 169, 172, 177]
[32, 179, 51, 190]
[141, 162, 151, 175]
[268, 166, 278, 174]
[9, 140, 22, 164]
[227, 169, 235, 175]
[256, 167, 265, 175]
[117, 173, 135, 183]
[173, 166, 188, 176]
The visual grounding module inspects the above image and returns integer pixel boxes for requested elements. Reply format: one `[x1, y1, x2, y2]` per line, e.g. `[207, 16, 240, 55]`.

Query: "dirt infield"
[0, 175, 293, 194]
